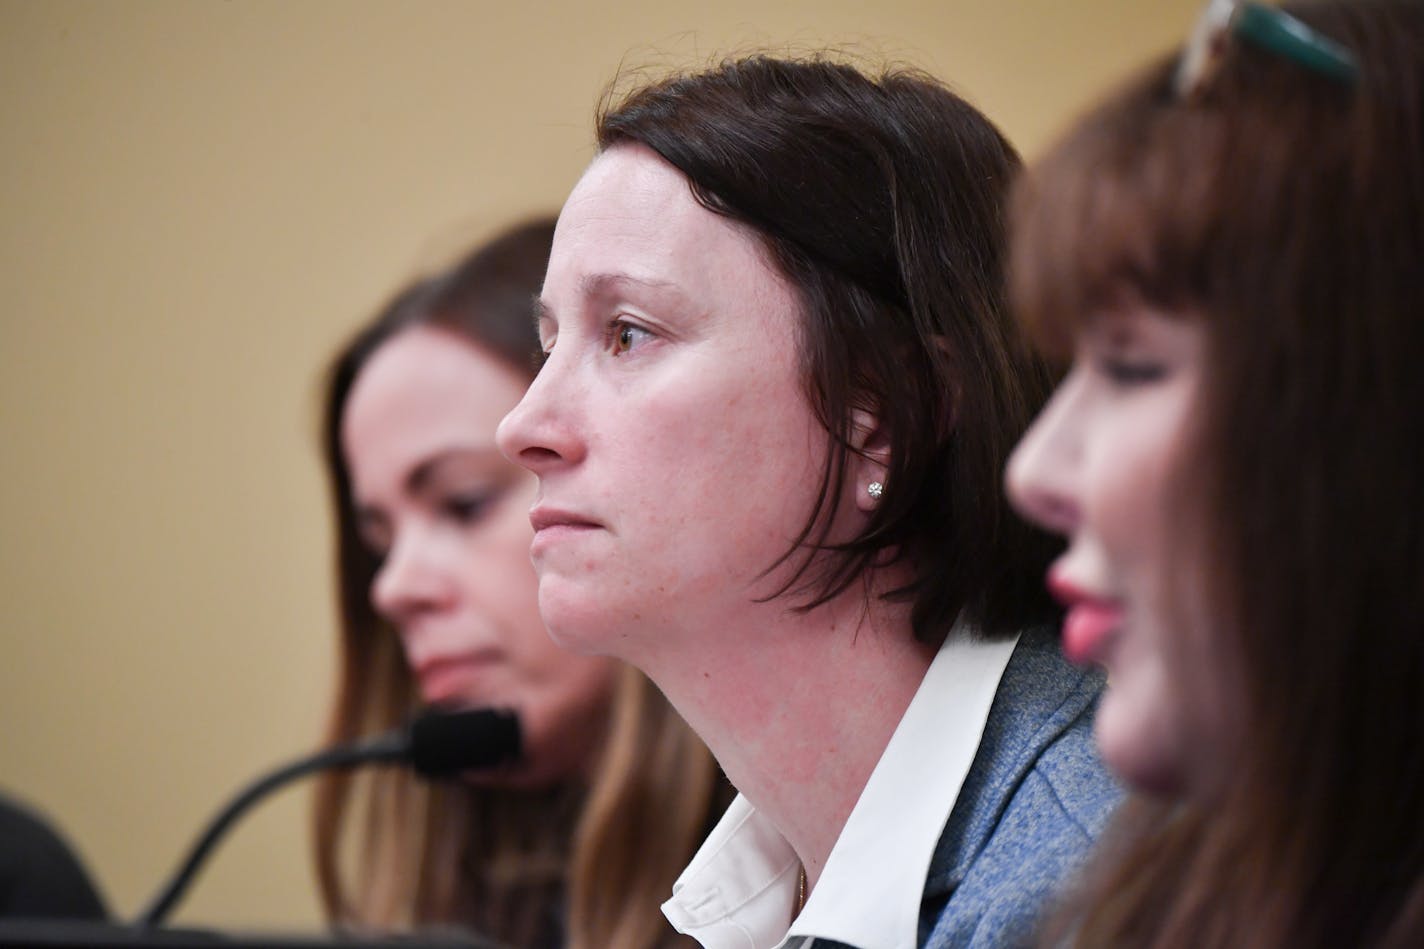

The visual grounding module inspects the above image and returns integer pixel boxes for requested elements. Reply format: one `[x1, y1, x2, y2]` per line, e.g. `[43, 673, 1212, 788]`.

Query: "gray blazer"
[919, 626, 1120, 948]
[796, 627, 1120, 949]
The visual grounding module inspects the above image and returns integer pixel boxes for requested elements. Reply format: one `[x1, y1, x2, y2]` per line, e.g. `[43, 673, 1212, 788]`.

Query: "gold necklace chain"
[797, 863, 807, 914]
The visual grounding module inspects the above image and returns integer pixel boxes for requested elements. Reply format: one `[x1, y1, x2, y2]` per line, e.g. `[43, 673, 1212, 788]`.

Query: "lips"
[529, 506, 602, 532]
[528, 507, 603, 556]
[412, 651, 503, 705]
[1047, 569, 1124, 667]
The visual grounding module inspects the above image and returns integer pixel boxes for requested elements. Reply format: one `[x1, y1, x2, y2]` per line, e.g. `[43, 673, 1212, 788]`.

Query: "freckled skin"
[497, 144, 831, 672]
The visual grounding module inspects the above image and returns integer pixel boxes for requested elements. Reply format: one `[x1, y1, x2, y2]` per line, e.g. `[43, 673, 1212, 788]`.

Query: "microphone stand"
[134, 732, 406, 928]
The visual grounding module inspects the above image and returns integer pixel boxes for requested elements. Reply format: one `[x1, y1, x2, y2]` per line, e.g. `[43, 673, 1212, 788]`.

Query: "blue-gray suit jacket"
[803, 627, 1119, 949]
[919, 626, 1119, 947]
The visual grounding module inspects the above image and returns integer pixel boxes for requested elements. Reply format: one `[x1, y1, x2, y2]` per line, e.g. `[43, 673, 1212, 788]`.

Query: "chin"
[1094, 692, 1189, 796]
[541, 614, 612, 657]
[538, 588, 632, 658]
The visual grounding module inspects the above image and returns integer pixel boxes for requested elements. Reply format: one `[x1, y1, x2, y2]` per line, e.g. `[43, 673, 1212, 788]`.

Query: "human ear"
[849, 406, 890, 511]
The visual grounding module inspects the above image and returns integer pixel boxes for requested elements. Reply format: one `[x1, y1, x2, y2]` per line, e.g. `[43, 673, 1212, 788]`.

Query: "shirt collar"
[662, 624, 1021, 949]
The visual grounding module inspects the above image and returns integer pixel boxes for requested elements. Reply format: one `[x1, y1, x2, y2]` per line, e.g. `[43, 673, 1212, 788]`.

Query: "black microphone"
[135, 707, 521, 928]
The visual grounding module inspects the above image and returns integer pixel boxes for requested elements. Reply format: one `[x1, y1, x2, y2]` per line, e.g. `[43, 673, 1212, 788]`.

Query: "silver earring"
[867, 481, 884, 500]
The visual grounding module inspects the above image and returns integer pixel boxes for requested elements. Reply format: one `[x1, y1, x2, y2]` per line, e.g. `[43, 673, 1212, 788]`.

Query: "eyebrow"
[532, 271, 688, 328]
[582, 272, 678, 296]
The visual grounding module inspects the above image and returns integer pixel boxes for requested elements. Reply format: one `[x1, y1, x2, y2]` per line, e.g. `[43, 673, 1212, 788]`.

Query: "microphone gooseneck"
[134, 706, 520, 928]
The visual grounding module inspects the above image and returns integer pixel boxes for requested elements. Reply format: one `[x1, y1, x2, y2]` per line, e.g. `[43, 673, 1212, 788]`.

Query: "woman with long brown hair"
[1007, 2, 1424, 944]
[312, 217, 731, 949]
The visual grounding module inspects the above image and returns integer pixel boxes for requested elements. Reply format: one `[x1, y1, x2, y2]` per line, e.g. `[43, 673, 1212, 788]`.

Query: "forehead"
[341, 326, 528, 462]
[547, 143, 782, 308]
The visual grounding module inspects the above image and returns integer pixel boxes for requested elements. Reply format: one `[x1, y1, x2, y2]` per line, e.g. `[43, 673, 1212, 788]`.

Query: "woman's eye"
[445, 493, 495, 523]
[1099, 358, 1167, 386]
[610, 320, 653, 356]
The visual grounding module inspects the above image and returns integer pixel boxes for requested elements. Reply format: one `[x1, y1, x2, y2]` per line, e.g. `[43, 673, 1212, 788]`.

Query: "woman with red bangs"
[1007, 1, 1424, 944]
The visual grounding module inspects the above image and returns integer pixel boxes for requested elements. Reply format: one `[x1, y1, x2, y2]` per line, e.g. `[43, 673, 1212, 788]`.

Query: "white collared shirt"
[662, 625, 1021, 949]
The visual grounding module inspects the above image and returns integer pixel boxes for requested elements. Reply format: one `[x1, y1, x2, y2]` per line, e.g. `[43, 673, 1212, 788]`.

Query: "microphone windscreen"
[408, 707, 522, 778]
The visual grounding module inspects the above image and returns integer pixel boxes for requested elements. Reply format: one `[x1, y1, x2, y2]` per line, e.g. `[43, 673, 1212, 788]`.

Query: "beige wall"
[0, 0, 1196, 931]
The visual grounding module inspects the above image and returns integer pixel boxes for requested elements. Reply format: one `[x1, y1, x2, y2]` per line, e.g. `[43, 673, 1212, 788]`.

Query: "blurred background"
[0, 0, 1197, 931]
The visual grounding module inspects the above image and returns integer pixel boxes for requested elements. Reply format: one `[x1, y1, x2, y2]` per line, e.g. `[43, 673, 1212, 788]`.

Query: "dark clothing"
[0, 792, 107, 920]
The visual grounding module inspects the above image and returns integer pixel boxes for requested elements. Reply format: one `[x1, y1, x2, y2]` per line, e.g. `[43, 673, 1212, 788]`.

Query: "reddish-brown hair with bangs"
[1013, 2, 1424, 946]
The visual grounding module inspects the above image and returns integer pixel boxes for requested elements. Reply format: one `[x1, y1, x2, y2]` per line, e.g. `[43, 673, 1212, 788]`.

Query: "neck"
[639, 574, 937, 888]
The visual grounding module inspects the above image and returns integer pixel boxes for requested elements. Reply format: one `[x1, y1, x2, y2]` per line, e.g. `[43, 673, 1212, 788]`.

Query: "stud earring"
[867, 481, 884, 500]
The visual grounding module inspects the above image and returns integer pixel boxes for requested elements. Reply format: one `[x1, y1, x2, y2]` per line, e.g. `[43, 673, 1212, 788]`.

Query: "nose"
[1005, 376, 1085, 537]
[370, 529, 456, 626]
[496, 353, 585, 473]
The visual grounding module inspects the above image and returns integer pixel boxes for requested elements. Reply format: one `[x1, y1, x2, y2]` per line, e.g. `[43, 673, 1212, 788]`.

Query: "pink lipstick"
[1047, 571, 1123, 667]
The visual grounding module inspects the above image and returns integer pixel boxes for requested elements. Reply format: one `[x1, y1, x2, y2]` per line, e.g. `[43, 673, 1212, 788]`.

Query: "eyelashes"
[537, 316, 658, 362]
[443, 491, 497, 524]
[609, 319, 655, 356]
[1099, 359, 1169, 386]
[357, 488, 503, 564]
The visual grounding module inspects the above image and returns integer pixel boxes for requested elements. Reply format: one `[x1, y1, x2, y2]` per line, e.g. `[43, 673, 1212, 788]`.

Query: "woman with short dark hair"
[498, 57, 1120, 948]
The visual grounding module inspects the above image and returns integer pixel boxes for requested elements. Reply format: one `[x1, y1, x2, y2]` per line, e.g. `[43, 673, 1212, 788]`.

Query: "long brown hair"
[311, 218, 730, 948]
[1011, 2, 1424, 945]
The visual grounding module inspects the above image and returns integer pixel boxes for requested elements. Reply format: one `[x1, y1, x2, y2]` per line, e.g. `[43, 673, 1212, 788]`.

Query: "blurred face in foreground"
[1007, 306, 1239, 796]
[342, 325, 615, 787]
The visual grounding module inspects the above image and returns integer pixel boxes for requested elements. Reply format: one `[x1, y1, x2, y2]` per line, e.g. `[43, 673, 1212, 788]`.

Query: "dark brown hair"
[598, 55, 1059, 642]
[311, 218, 728, 949]
[1013, 2, 1424, 944]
